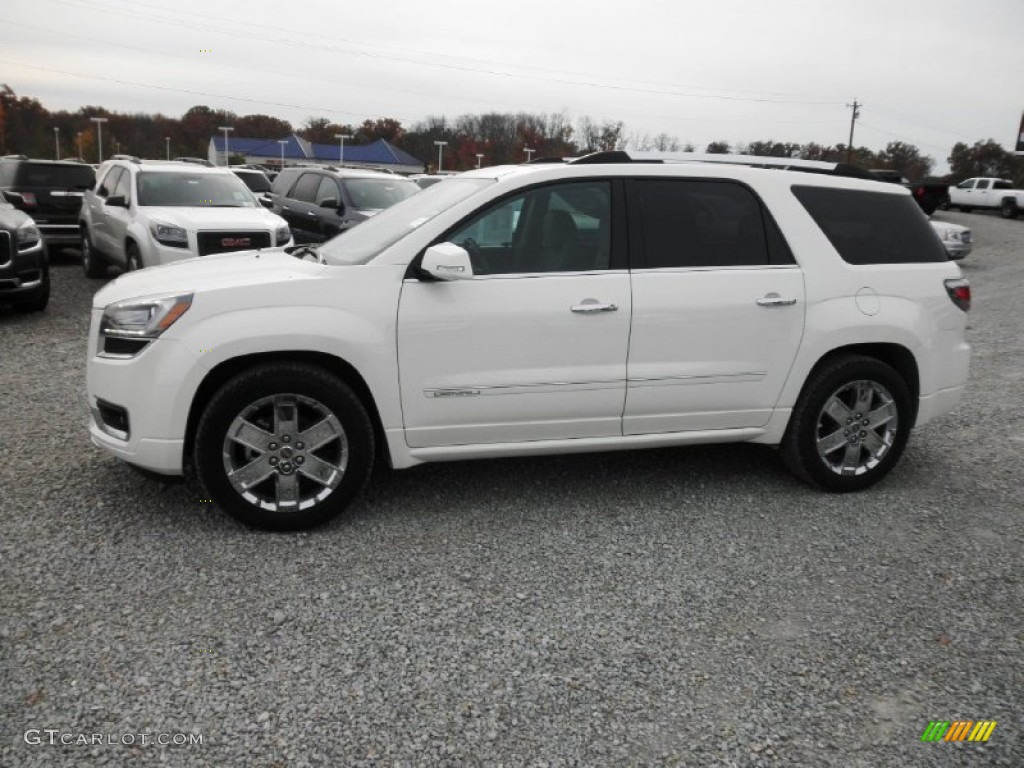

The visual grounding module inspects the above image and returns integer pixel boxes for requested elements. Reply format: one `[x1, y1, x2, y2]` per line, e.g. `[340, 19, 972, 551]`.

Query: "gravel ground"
[1, 212, 1021, 767]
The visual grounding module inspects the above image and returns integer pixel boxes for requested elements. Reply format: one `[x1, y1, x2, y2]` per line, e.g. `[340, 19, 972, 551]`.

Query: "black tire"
[958, 206, 973, 213]
[1000, 199, 1019, 219]
[81, 229, 106, 278]
[193, 362, 375, 530]
[13, 270, 49, 312]
[126, 241, 143, 271]
[780, 355, 912, 492]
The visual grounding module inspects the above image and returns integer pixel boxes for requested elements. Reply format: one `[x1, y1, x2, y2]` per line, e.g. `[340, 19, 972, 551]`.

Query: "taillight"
[944, 277, 971, 312]
[915, 187, 925, 197]
[20, 191, 37, 206]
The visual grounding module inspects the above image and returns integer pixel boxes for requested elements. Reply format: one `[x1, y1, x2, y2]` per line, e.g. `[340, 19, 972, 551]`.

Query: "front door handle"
[757, 294, 797, 307]
[571, 299, 618, 314]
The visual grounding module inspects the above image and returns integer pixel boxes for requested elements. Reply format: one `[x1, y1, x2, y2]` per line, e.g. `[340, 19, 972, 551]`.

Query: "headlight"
[942, 230, 961, 243]
[16, 221, 41, 247]
[149, 221, 189, 248]
[275, 225, 291, 246]
[100, 294, 193, 339]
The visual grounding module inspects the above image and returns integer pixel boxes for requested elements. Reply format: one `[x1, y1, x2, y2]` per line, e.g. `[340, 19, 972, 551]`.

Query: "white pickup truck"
[948, 177, 1024, 218]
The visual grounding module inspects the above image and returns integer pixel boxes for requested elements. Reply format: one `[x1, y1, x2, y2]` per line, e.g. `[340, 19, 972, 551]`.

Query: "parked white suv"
[87, 151, 971, 530]
[79, 158, 291, 276]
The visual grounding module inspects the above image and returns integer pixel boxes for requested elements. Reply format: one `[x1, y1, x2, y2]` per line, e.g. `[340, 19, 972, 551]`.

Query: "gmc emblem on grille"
[221, 237, 250, 247]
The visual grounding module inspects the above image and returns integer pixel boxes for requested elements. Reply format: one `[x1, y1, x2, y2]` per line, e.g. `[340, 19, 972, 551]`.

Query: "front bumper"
[942, 241, 972, 260]
[86, 314, 207, 475]
[0, 237, 47, 297]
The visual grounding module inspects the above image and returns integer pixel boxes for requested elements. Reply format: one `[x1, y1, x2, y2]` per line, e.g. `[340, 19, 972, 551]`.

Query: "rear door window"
[631, 179, 789, 268]
[792, 185, 947, 264]
[976, 180, 990, 190]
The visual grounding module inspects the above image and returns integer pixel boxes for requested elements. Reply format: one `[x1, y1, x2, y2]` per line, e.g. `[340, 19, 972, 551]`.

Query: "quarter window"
[792, 185, 947, 264]
[445, 181, 612, 275]
[633, 179, 780, 268]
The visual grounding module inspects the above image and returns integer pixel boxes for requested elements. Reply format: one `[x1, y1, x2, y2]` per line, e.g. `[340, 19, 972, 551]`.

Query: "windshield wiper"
[285, 244, 322, 263]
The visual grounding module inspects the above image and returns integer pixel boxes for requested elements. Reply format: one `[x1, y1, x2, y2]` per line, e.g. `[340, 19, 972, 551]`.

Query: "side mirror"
[420, 243, 474, 281]
[105, 195, 127, 208]
[258, 195, 273, 209]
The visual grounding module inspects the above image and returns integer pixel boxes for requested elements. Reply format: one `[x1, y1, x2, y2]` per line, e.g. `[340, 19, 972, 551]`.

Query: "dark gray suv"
[0, 194, 48, 311]
[270, 167, 417, 244]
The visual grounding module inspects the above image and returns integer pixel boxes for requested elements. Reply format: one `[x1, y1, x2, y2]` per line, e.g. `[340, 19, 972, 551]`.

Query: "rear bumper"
[39, 223, 80, 246]
[917, 384, 965, 427]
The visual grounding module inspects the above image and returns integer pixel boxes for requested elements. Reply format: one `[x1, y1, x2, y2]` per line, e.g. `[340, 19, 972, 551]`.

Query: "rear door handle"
[757, 294, 797, 307]
[571, 299, 618, 314]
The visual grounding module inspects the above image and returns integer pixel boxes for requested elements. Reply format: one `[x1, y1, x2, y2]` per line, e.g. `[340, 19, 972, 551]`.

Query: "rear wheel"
[1000, 199, 1019, 219]
[81, 229, 106, 278]
[781, 355, 912, 492]
[958, 206, 973, 213]
[193, 362, 375, 530]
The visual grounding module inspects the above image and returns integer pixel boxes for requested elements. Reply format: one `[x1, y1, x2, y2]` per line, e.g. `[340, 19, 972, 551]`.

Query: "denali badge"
[221, 237, 250, 247]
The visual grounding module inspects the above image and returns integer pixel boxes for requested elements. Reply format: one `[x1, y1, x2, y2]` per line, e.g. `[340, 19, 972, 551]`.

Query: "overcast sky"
[2, 0, 1022, 172]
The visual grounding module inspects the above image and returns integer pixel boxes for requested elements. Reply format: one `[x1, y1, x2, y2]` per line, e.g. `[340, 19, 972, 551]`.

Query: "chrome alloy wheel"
[222, 394, 348, 512]
[814, 379, 898, 476]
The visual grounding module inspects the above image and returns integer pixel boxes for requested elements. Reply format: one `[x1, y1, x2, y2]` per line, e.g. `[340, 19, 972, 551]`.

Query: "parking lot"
[1, 210, 1020, 766]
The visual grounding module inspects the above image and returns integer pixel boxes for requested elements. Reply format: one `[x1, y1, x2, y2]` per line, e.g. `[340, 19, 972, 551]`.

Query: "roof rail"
[2, 154, 30, 161]
[110, 154, 142, 163]
[525, 156, 569, 164]
[172, 156, 215, 167]
[569, 150, 876, 179]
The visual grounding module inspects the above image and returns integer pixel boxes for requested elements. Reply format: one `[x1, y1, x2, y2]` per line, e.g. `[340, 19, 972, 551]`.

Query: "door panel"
[625, 268, 804, 433]
[398, 273, 630, 447]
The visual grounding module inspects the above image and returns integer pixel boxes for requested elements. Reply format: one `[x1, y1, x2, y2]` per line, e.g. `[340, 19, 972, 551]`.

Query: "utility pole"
[846, 98, 861, 165]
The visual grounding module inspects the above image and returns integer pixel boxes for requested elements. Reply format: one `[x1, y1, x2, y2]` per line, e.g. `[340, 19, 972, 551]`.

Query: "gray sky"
[2, 0, 1022, 172]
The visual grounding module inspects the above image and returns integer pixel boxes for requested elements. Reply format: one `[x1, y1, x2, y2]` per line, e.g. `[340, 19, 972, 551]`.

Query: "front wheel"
[958, 206, 973, 213]
[781, 355, 912, 492]
[81, 229, 106, 278]
[126, 241, 144, 271]
[193, 363, 375, 530]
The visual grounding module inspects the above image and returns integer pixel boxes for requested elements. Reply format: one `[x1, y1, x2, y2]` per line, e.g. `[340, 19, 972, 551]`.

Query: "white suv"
[86, 151, 971, 530]
[79, 158, 291, 276]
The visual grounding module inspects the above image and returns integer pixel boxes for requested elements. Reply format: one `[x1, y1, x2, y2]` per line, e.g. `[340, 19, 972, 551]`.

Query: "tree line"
[2, 84, 1022, 186]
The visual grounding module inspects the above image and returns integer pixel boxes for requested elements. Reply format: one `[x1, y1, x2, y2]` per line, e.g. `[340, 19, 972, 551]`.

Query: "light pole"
[165, 136, 170, 161]
[335, 133, 352, 167]
[278, 139, 287, 168]
[434, 140, 447, 172]
[53, 127, 60, 160]
[524, 146, 535, 163]
[114, 140, 120, 155]
[475, 153, 483, 169]
[218, 125, 234, 166]
[75, 131, 82, 159]
[90, 117, 108, 163]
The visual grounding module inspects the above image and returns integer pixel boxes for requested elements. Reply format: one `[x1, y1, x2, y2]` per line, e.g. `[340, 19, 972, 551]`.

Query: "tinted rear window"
[792, 186, 947, 264]
[234, 171, 271, 193]
[3, 162, 95, 190]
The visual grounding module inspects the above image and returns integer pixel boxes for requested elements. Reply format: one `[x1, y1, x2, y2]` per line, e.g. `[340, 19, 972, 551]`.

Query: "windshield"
[137, 172, 258, 207]
[320, 177, 493, 265]
[342, 178, 418, 210]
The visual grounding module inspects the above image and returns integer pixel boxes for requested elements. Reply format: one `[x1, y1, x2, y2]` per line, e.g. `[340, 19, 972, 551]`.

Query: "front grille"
[196, 230, 270, 256]
[0, 231, 12, 266]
